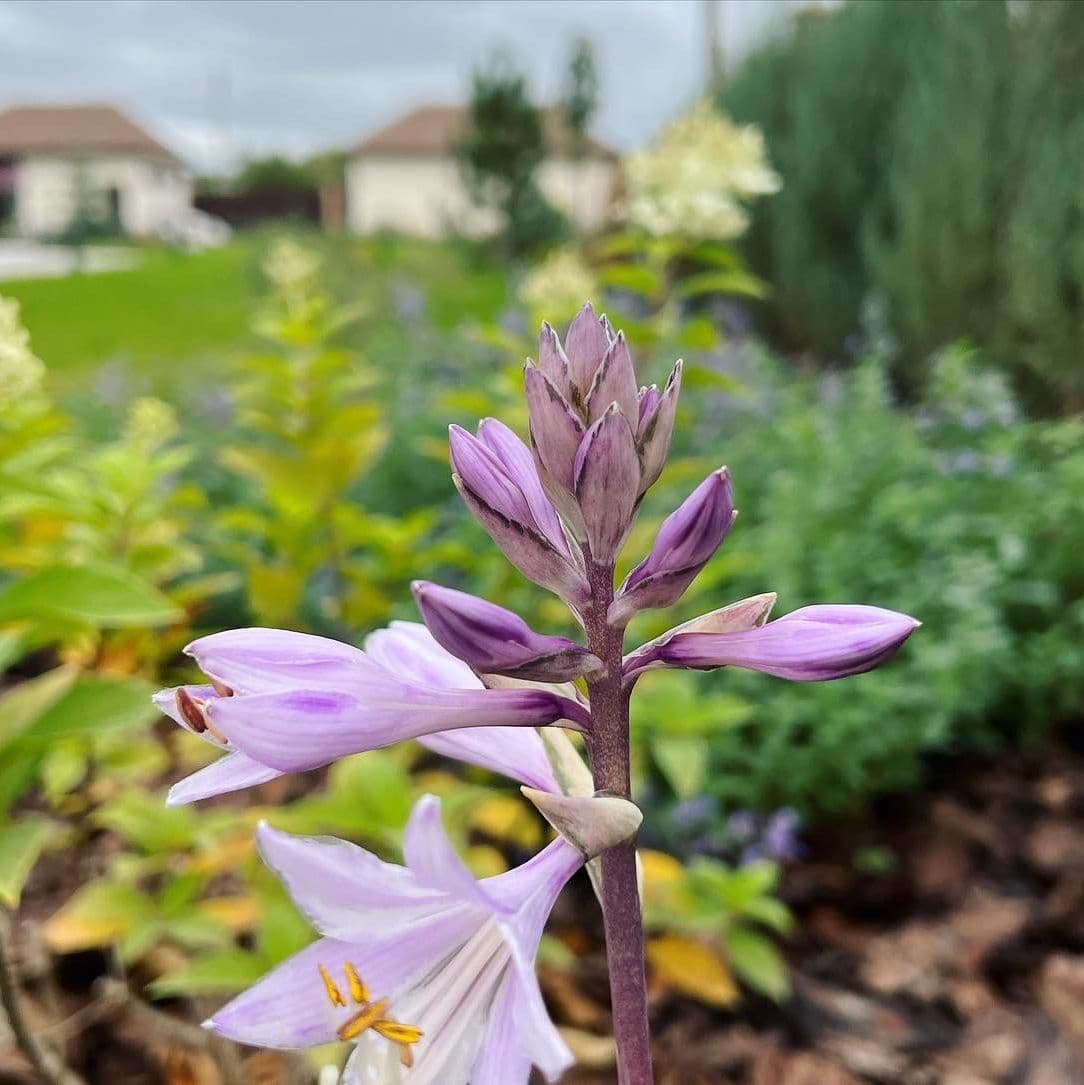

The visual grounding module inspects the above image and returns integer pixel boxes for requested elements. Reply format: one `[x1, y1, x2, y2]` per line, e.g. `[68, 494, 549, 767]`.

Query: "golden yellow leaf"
[43, 903, 129, 953]
[199, 895, 261, 932]
[465, 845, 507, 879]
[190, 834, 254, 875]
[470, 795, 542, 849]
[646, 934, 740, 1008]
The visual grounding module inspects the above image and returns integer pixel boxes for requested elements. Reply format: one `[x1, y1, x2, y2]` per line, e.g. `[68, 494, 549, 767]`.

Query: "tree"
[456, 55, 567, 256]
[564, 37, 599, 159]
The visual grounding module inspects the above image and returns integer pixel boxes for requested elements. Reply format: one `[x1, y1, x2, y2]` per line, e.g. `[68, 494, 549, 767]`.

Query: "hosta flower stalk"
[160, 302, 919, 1084]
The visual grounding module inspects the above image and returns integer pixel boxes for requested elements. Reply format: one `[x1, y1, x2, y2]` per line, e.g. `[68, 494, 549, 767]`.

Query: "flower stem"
[584, 559, 654, 1085]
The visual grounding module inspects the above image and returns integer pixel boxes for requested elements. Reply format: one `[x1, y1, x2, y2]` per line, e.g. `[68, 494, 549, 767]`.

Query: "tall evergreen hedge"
[721, 0, 1084, 410]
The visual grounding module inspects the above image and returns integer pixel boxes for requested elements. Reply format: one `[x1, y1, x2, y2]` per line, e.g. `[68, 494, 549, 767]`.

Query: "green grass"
[2, 242, 262, 390]
[1, 233, 509, 400]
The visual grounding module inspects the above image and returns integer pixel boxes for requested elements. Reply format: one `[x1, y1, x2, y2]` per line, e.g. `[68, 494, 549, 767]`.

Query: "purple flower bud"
[626, 603, 920, 682]
[637, 385, 660, 425]
[585, 333, 639, 426]
[524, 362, 584, 493]
[537, 321, 573, 400]
[412, 581, 600, 682]
[574, 405, 641, 563]
[564, 302, 613, 392]
[637, 359, 682, 495]
[610, 467, 736, 626]
[450, 422, 589, 606]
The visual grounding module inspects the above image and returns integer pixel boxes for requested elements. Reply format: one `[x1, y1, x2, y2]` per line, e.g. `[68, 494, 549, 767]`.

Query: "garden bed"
[4, 730, 1084, 1085]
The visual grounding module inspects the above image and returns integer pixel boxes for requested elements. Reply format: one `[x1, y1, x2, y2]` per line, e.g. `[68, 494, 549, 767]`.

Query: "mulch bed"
[558, 731, 1084, 1085]
[4, 732, 1084, 1085]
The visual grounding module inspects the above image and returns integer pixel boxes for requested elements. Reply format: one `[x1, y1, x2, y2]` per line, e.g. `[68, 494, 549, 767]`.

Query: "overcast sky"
[0, 0, 801, 172]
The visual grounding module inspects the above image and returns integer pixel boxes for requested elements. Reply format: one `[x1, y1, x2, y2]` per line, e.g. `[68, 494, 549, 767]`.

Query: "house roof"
[351, 104, 617, 161]
[0, 105, 183, 165]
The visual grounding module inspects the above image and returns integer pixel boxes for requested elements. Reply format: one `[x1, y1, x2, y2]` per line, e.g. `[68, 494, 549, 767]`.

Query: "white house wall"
[536, 159, 616, 233]
[346, 154, 616, 239]
[346, 156, 500, 239]
[14, 154, 192, 238]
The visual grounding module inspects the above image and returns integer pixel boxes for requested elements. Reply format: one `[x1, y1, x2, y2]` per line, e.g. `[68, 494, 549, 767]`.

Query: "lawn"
[2, 241, 259, 390]
[1, 232, 510, 399]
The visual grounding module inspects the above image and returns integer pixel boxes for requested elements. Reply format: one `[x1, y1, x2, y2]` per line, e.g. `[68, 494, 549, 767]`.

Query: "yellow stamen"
[344, 961, 369, 1005]
[398, 1043, 414, 1068]
[318, 964, 346, 1008]
[373, 1020, 423, 1046]
[337, 997, 390, 1042]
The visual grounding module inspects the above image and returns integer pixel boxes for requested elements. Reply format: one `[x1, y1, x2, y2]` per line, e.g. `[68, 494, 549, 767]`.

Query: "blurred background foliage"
[721, 0, 1084, 411]
[2, 0, 1084, 1039]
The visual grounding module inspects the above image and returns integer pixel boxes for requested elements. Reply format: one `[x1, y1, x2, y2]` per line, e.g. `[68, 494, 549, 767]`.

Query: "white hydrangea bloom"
[0, 295, 45, 406]
[623, 101, 781, 241]
[518, 247, 598, 324]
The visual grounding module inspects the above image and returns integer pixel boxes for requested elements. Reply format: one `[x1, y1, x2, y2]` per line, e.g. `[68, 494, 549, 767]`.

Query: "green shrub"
[721, 0, 1084, 408]
[634, 346, 1084, 815]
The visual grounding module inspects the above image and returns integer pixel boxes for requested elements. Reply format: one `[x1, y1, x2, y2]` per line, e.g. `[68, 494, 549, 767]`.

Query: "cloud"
[0, 0, 745, 171]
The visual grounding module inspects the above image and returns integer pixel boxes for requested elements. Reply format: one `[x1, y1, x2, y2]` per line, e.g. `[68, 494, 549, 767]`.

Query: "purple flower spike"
[412, 581, 601, 683]
[156, 626, 589, 802]
[204, 795, 584, 1084]
[625, 603, 920, 682]
[451, 421, 589, 607]
[610, 467, 736, 626]
[575, 405, 641, 562]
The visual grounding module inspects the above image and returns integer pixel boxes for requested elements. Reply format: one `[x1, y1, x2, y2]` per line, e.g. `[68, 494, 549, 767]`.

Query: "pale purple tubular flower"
[610, 467, 736, 627]
[156, 627, 587, 802]
[363, 621, 564, 793]
[625, 603, 921, 682]
[411, 581, 601, 683]
[205, 796, 582, 1085]
[450, 420, 590, 607]
[154, 685, 283, 806]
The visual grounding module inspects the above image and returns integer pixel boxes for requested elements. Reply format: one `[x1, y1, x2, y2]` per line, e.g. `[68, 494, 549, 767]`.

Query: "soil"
[4, 735, 1084, 1085]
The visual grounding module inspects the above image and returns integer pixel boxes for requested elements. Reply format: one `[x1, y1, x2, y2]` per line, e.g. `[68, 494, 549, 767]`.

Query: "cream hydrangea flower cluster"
[623, 101, 781, 241]
[0, 296, 45, 406]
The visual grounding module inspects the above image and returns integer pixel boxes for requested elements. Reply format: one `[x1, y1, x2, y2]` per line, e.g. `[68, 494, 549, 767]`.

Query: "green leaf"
[92, 792, 200, 854]
[0, 628, 28, 670]
[0, 818, 52, 906]
[40, 744, 88, 804]
[23, 676, 157, 744]
[651, 736, 709, 799]
[678, 269, 769, 300]
[682, 364, 743, 394]
[147, 949, 271, 999]
[43, 880, 153, 953]
[0, 750, 40, 819]
[0, 666, 77, 751]
[724, 926, 790, 1001]
[739, 895, 795, 935]
[0, 565, 180, 628]
[597, 263, 662, 298]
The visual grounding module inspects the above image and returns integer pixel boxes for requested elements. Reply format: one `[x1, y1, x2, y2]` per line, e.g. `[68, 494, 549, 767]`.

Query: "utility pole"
[704, 0, 725, 88]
